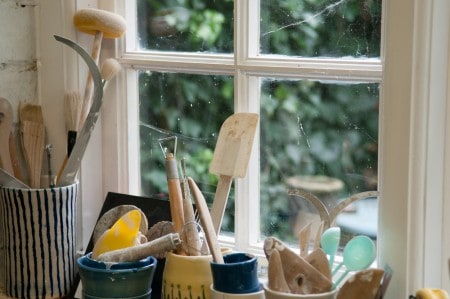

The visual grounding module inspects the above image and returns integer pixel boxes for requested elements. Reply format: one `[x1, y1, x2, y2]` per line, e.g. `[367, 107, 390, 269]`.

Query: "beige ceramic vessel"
[162, 252, 213, 299]
[263, 284, 338, 299]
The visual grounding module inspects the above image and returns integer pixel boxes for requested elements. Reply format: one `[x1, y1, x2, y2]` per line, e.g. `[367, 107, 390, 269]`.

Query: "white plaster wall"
[0, 0, 105, 253]
[0, 1, 38, 121]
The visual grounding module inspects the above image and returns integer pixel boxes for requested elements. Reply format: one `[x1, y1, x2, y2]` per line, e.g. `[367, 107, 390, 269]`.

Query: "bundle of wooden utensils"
[264, 227, 392, 299]
[0, 8, 126, 189]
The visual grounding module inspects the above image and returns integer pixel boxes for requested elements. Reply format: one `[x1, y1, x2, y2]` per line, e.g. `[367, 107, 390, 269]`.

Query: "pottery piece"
[210, 284, 264, 299]
[162, 252, 214, 299]
[0, 183, 78, 298]
[77, 253, 157, 299]
[264, 284, 338, 299]
[210, 252, 260, 294]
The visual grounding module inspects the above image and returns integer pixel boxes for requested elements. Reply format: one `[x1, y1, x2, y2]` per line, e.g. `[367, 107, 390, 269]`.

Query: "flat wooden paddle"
[19, 102, 45, 188]
[209, 113, 258, 234]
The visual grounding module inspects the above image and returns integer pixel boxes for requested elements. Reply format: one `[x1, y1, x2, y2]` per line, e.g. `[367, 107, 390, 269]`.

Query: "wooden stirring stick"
[180, 159, 202, 256]
[188, 177, 224, 263]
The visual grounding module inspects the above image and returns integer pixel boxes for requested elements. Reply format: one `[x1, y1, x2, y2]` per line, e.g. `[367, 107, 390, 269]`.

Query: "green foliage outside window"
[136, 0, 381, 240]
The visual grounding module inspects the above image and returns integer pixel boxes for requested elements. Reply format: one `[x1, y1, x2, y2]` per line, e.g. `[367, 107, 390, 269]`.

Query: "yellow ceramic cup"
[162, 252, 213, 299]
[162, 248, 232, 299]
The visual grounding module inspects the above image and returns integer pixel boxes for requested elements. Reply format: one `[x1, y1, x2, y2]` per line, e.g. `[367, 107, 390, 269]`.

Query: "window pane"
[260, 79, 379, 246]
[138, 71, 235, 231]
[136, 0, 234, 53]
[260, 0, 382, 57]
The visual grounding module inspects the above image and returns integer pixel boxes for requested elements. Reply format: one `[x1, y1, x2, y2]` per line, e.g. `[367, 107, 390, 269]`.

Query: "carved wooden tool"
[19, 102, 45, 188]
[209, 113, 258, 234]
[73, 8, 126, 129]
[188, 177, 224, 263]
[180, 159, 202, 256]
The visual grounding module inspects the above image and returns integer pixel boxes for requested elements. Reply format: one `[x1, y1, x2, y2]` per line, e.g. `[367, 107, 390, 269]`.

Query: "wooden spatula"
[209, 113, 259, 234]
[19, 102, 45, 188]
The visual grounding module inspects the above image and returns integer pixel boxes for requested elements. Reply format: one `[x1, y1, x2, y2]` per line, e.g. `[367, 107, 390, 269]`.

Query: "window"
[122, 0, 382, 247]
[87, 0, 450, 298]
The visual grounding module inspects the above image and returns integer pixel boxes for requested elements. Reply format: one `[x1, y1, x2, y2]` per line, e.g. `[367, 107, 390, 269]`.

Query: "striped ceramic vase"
[0, 183, 78, 299]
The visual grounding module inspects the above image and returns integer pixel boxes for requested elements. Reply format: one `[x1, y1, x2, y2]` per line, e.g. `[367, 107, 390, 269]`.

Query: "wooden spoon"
[0, 97, 14, 175]
[19, 102, 45, 188]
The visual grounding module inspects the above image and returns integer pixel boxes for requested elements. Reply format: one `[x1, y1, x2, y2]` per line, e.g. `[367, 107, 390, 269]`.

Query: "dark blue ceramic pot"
[77, 252, 157, 299]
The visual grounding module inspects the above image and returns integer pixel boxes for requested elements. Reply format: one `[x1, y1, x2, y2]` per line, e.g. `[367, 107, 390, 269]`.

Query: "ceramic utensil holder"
[162, 252, 215, 299]
[0, 183, 78, 298]
[210, 284, 264, 299]
[210, 252, 259, 294]
[77, 253, 157, 299]
[263, 284, 338, 299]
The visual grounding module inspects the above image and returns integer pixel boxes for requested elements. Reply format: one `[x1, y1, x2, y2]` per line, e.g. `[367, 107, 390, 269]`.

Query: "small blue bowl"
[210, 252, 260, 294]
[77, 252, 157, 299]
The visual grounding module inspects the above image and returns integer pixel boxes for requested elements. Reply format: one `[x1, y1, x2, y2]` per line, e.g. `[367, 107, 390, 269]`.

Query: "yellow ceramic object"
[416, 288, 449, 299]
[162, 252, 214, 299]
[92, 209, 141, 259]
[162, 248, 233, 299]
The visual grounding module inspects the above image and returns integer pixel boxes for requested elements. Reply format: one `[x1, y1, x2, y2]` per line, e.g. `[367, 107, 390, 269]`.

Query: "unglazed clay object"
[264, 237, 332, 294]
[305, 249, 332, 281]
[268, 249, 291, 293]
[336, 268, 384, 299]
[264, 284, 338, 299]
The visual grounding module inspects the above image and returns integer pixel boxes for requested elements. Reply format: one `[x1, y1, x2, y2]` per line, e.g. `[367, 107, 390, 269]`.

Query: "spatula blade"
[209, 113, 258, 178]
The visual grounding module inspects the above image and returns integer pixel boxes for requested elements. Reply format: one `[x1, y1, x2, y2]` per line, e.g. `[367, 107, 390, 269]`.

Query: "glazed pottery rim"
[210, 283, 264, 295]
[0, 181, 78, 191]
[78, 252, 157, 273]
[82, 289, 152, 299]
[211, 252, 256, 266]
[263, 284, 338, 297]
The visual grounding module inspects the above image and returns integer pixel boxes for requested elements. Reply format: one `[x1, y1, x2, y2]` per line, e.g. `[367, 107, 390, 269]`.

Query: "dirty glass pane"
[260, 0, 382, 57]
[259, 79, 379, 247]
[136, 0, 234, 53]
[138, 71, 235, 231]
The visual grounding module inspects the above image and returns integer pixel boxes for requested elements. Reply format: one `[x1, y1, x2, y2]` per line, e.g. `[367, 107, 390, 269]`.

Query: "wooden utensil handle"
[167, 178, 185, 233]
[182, 179, 201, 255]
[188, 177, 224, 263]
[210, 175, 233, 234]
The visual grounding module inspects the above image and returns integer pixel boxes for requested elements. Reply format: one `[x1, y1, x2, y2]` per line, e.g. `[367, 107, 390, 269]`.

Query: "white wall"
[0, 0, 105, 252]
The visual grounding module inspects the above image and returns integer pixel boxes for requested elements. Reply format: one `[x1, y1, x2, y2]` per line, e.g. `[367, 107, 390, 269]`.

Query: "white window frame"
[39, 0, 450, 298]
